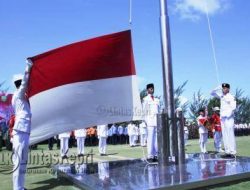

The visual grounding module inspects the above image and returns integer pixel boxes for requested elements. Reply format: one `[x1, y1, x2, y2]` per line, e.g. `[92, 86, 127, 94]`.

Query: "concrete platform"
[54, 153, 250, 190]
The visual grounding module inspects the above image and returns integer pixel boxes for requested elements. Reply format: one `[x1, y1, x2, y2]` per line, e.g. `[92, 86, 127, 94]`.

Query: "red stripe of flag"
[28, 30, 136, 97]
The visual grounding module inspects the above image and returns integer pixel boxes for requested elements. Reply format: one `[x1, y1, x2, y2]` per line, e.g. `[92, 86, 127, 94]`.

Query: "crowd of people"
[54, 121, 148, 159]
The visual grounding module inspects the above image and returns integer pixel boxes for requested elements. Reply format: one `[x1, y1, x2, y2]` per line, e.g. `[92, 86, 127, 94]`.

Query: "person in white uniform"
[210, 107, 223, 153]
[133, 123, 139, 145]
[74, 128, 87, 157]
[117, 125, 124, 144]
[127, 122, 135, 147]
[139, 121, 147, 147]
[211, 83, 237, 158]
[59, 131, 71, 159]
[12, 60, 32, 190]
[197, 109, 208, 153]
[97, 125, 108, 156]
[142, 83, 160, 162]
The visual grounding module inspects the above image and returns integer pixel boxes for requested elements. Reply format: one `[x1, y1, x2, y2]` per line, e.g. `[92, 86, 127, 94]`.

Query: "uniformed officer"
[133, 123, 139, 145]
[59, 131, 71, 159]
[211, 83, 237, 158]
[74, 128, 87, 157]
[107, 126, 112, 144]
[142, 83, 160, 162]
[127, 122, 135, 147]
[110, 124, 118, 145]
[197, 109, 208, 153]
[139, 121, 147, 147]
[97, 125, 108, 156]
[12, 60, 32, 190]
[210, 107, 223, 153]
[117, 124, 124, 144]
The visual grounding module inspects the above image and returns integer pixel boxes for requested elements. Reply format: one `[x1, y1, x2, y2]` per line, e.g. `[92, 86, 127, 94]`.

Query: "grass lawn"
[0, 136, 250, 190]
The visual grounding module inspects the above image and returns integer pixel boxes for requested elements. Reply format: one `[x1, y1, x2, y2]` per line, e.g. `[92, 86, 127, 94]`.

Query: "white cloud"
[174, 0, 230, 21]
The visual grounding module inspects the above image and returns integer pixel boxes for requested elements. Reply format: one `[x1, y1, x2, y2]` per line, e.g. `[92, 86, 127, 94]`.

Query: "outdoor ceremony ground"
[1, 136, 250, 190]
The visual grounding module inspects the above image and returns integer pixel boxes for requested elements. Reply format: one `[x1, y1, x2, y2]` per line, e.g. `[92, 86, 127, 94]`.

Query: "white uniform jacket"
[142, 94, 160, 127]
[74, 128, 87, 138]
[211, 86, 236, 118]
[127, 124, 133, 136]
[97, 125, 108, 138]
[59, 131, 71, 139]
[12, 73, 32, 133]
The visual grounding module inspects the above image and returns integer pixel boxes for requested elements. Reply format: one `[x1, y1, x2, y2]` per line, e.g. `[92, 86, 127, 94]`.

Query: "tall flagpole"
[158, 0, 178, 165]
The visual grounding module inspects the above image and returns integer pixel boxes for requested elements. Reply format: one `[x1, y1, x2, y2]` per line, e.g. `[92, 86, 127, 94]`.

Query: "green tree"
[140, 89, 147, 102]
[189, 90, 208, 123]
[207, 97, 220, 116]
[174, 81, 189, 114]
[234, 88, 250, 124]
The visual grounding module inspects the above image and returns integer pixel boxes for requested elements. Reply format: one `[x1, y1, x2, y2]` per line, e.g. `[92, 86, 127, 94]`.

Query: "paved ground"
[1, 136, 250, 190]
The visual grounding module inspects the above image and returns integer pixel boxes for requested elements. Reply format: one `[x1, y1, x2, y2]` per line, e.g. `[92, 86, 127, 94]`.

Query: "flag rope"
[129, 0, 132, 26]
[204, 0, 221, 85]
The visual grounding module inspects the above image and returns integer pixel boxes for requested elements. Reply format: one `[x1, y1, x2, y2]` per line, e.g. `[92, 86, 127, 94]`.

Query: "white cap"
[213, 107, 220, 111]
[13, 74, 23, 83]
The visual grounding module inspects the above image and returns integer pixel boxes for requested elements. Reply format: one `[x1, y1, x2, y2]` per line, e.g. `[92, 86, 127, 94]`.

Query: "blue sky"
[0, 0, 249, 103]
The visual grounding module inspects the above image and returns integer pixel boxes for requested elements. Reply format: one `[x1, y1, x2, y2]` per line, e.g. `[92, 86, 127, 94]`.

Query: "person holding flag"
[12, 59, 33, 190]
[209, 107, 223, 153]
[197, 109, 209, 153]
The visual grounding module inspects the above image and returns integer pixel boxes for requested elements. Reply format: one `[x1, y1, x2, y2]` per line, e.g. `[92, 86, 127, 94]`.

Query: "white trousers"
[140, 134, 147, 146]
[99, 137, 107, 154]
[213, 131, 222, 151]
[129, 135, 135, 146]
[199, 133, 208, 153]
[147, 127, 158, 158]
[12, 131, 30, 190]
[60, 137, 69, 157]
[76, 137, 85, 155]
[221, 117, 236, 154]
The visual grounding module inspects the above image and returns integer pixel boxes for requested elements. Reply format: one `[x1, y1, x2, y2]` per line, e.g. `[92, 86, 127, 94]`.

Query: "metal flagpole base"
[157, 113, 170, 166]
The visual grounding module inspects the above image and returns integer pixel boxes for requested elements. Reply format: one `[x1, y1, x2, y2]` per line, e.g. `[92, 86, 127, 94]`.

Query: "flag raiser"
[27, 30, 142, 144]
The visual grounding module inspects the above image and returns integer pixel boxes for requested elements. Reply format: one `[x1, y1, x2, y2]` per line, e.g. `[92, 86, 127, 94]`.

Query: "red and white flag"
[28, 30, 142, 144]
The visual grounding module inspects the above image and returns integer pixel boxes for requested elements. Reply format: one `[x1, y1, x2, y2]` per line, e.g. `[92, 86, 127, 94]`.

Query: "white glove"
[216, 85, 222, 91]
[25, 59, 33, 73]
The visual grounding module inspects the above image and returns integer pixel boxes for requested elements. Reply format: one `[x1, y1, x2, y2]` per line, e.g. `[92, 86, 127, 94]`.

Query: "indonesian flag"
[28, 30, 142, 144]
